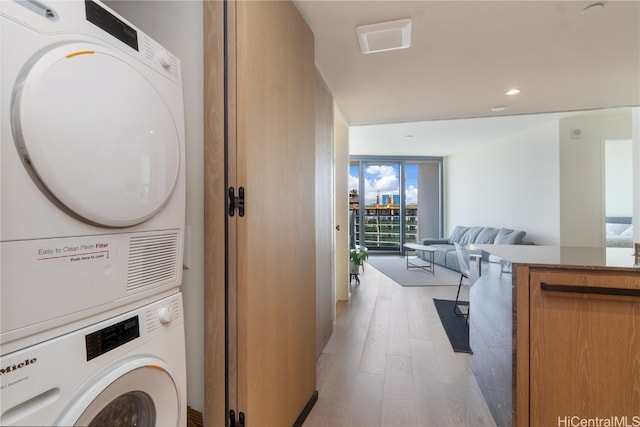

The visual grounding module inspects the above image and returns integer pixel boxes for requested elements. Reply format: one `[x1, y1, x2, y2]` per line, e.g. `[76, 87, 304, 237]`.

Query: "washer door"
[12, 42, 180, 227]
[57, 359, 180, 426]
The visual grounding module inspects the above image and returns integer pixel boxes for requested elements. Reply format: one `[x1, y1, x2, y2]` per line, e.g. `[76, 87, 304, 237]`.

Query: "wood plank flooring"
[304, 262, 497, 427]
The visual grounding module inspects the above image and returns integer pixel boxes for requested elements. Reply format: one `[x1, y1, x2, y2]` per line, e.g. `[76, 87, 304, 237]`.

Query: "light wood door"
[315, 70, 335, 358]
[529, 269, 640, 426]
[232, 1, 317, 425]
[333, 111, 349, 302]
[203, 0, 226, 424]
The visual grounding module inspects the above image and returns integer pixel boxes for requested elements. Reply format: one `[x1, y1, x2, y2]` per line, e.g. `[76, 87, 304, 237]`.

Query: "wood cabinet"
[471, 246, 640, 427]
[526, 269, 640, 426]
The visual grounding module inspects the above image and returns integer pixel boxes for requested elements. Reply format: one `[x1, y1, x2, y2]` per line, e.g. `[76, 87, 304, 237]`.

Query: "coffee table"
[403, 243, 436, 275]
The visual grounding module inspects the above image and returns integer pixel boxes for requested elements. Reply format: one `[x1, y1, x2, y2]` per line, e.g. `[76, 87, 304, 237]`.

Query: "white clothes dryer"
[1, 0, 186, 352]
[0, 293, 187, 427]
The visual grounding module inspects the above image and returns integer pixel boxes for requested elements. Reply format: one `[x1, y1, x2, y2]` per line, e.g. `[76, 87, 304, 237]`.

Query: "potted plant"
[349, 247, 368, 274]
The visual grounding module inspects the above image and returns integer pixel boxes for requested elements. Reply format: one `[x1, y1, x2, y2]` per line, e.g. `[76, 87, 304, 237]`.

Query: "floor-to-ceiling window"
[404, 163, 419, 244]
[349, 157, 443, 254]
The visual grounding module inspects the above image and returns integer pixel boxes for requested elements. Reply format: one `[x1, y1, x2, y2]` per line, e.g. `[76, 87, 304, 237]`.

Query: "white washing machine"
[0, 293, 187, 427]
[1, 0, 186, 353]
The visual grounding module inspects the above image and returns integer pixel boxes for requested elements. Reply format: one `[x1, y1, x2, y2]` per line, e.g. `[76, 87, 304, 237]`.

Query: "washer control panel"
[85, 316, 140, 361]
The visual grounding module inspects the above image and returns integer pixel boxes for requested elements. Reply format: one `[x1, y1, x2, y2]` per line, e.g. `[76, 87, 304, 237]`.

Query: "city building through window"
[349, 158, 443, 254]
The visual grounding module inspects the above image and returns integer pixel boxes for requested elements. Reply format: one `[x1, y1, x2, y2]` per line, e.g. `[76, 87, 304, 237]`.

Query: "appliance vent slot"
[144, 297, 182, 334]
[127, 233, 178, 292]
[142, 36, 179, 78]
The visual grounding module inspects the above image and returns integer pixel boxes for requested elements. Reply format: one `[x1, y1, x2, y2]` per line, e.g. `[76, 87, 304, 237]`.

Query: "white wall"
[605, 140, 633, 217]
[104, 0, 205, 412]
[417, 163, 441, 239]
[559, 111, 632, 246]
[445, 121, 561, 245]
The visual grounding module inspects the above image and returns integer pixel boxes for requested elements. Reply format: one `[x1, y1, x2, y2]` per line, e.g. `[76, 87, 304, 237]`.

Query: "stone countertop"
[473, 244, 639, 271]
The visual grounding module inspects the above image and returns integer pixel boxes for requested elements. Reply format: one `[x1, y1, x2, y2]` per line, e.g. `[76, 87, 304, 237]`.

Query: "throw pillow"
[459, 226, 484, 245]
[449, 226, 469, 244]
[475, 227, 500, 244]
[495, 228, 526, 244]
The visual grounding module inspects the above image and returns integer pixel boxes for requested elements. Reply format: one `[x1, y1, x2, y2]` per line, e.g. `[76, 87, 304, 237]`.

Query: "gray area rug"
[366, 255, 461, 286]
[433, 299, 472, 353]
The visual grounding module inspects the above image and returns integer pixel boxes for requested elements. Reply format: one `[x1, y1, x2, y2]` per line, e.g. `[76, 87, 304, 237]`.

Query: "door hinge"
[228, 187, 245, 217]
[229, 409, 245, 427]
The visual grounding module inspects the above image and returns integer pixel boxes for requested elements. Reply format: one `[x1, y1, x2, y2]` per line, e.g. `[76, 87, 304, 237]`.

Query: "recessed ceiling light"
[582, 3, 604, 14]
[405, 134, 414, 139]
[491, 106, 506, 112]
[356, 18, 412, 54]
[505, 88, 520, 96]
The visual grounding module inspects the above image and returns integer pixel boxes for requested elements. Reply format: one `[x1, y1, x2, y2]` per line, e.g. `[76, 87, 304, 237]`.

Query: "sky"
[349, 163, 418, 205]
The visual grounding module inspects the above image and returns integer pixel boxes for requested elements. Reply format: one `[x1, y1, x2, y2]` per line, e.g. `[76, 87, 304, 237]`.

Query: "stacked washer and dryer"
[1, 1, 188, 425]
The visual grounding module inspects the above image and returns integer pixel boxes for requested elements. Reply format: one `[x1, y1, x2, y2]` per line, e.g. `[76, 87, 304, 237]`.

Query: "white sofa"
[418, 226, 527, 273]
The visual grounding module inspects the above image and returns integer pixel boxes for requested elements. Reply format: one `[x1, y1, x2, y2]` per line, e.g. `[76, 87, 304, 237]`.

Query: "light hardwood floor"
[303, 261, 497, 427]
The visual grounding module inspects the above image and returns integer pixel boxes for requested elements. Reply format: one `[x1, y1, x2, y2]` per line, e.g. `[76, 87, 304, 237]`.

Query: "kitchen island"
[469, 245, 639, 427]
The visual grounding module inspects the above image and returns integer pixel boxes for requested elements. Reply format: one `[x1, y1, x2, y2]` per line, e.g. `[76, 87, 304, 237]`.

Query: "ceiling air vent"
[356, 18, 412, 54]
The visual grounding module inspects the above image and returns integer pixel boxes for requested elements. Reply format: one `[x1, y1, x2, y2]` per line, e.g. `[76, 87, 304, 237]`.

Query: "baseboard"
[292, 390, 318, 427]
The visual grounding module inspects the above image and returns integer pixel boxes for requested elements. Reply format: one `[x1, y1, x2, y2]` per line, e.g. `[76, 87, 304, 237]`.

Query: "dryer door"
[57, 359, 181, 426]
[12, 42, 181, 227]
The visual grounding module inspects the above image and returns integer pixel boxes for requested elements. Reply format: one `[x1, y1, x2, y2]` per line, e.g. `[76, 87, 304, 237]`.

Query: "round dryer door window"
[57, 361, 181, 426]
[12, 42, 181, 227]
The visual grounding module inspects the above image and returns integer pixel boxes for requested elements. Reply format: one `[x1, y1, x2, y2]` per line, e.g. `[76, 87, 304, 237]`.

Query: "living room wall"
[445, 120, 561, 245]
[445, 109, 637, 248]
[559, 110, 632, 246]
[605, 140, 633, 217]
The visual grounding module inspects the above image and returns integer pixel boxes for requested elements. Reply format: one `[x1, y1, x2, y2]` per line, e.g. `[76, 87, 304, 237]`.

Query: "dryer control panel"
[85, 0, 138, 52]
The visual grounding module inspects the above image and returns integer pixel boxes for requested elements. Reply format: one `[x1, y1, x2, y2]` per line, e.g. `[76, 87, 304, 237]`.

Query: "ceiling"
[294, 0, 639, 151]
[295, 0, 640, 125]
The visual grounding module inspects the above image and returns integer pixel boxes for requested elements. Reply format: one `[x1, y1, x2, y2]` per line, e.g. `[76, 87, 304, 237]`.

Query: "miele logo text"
[0, 358, 37, 375]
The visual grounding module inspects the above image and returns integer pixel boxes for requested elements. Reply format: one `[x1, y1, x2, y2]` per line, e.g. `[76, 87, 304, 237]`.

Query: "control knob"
[155, 50, 172, 69]
[158, 307, 172, 324]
